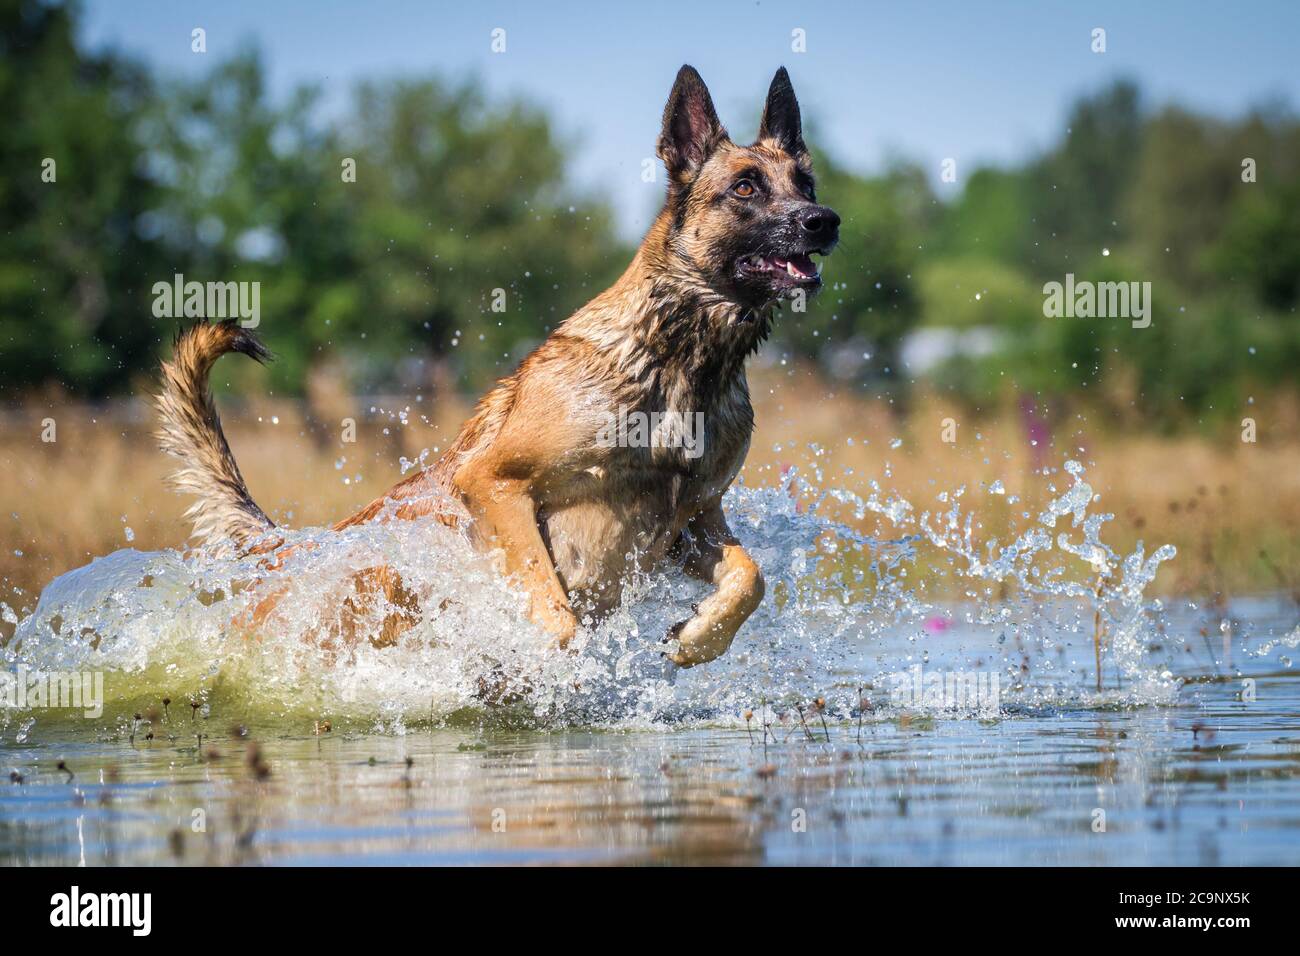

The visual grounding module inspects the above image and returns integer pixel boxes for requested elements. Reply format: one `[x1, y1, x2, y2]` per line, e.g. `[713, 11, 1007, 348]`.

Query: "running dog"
[156, 65, 839, 667]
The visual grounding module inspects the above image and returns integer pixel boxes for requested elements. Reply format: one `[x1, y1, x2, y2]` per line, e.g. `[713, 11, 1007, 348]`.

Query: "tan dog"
[156, 65, 839, 667]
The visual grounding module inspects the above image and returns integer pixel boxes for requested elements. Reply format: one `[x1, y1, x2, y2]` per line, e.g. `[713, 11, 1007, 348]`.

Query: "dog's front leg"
[455, 466, 577, 648]
[666, 503, 765, 667]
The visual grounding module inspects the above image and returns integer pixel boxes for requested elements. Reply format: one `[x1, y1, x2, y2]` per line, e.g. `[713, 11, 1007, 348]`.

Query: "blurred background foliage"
[2, 0, 1297, 431]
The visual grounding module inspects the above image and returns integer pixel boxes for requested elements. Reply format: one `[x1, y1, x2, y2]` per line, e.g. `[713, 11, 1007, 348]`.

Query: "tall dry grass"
[2, 364, 1297, 623]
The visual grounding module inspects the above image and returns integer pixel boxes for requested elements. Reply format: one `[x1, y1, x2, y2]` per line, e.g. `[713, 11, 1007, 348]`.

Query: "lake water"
[3, 464, 1298, 865]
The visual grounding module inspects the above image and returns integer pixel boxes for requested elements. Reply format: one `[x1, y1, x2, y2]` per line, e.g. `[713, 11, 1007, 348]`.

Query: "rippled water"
[2, 460, 1298, 864]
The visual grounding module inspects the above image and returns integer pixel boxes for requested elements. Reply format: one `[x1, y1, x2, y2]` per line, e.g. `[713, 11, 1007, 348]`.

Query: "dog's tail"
[155, 320, 276, 550]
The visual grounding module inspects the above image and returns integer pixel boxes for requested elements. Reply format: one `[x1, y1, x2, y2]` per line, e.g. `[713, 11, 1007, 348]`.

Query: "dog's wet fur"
[156, 66, 838, 667]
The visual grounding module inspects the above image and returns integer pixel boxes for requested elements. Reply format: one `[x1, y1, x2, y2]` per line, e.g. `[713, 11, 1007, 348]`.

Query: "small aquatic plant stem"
[856, 686, 864, 745]
[795, 704, 816, 742]
[1093, 574, 1106, 693]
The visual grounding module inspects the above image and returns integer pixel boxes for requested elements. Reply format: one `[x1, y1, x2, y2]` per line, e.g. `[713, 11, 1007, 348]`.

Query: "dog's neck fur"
[562, 205, 771, 411]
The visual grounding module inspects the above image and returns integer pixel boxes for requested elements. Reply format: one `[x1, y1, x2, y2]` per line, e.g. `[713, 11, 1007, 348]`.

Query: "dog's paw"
[474, 663, 534, 707]
[533, 601, 578, 650]
[663, 613, 732, 668]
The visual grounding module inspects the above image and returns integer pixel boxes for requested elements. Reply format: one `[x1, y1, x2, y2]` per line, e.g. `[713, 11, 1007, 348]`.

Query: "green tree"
[785, 158, 930, 384]
[0, 0, 165, 398]
[1214, 176, 1300, 311]
[1021, 81, 1144, 278]
[141, 52, 363, 394]
[342, 76, 625, 389]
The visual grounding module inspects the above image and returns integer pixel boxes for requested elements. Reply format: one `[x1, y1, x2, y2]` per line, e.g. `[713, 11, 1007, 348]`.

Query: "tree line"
[2, 0, 1296, 431]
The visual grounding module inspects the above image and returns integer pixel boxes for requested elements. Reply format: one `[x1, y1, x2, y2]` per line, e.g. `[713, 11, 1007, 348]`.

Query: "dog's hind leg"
[666, 503, 765, 667]
[340, 565, 422, 648]
[237, 563, 421, 650]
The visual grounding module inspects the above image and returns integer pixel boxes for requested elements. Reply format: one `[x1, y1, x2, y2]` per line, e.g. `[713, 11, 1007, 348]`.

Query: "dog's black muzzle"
[795, 204, 840, 253]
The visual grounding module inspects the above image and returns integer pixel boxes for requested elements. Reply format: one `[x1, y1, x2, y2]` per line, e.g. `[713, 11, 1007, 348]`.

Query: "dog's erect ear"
[658, 65, 728, 180]
[758, 66, 806, 157]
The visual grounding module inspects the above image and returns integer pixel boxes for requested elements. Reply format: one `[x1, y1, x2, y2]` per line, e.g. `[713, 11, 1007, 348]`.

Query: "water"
[2, 461, 1298, 865]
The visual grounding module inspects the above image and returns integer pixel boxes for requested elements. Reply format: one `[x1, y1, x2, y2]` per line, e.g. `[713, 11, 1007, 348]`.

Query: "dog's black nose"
[799, 206, 840, 243]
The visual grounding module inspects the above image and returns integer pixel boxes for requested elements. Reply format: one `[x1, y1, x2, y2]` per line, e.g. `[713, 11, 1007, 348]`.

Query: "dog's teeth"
[786, 261, 798, 277]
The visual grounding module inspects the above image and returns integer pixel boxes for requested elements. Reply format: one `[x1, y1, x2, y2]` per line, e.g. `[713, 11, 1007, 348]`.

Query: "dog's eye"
[732, 180, 756, 198]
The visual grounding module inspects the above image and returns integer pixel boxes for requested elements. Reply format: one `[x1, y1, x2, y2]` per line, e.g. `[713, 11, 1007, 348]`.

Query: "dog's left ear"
[759, 66, 806, 157]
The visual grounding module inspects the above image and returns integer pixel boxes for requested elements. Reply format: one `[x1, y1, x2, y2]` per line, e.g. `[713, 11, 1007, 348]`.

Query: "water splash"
[3, 458, 1181, 733]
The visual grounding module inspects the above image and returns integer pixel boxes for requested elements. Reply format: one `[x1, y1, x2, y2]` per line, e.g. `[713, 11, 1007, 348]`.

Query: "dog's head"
[655, 65, 839, 310]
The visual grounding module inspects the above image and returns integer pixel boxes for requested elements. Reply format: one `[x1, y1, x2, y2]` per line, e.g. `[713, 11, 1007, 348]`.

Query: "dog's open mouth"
[738, 251, 823, 288]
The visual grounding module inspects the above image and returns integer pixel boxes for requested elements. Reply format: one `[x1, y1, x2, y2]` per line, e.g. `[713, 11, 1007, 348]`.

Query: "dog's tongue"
[773, 253, 817, 278]
[789, 253, 816, 276]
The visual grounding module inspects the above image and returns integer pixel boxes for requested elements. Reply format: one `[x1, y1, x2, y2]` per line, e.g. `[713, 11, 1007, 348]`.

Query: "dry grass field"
[2, 364, 1298, 621]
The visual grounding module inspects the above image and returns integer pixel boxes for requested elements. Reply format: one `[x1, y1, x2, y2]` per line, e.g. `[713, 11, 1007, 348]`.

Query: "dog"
[155, 65, 839, 667]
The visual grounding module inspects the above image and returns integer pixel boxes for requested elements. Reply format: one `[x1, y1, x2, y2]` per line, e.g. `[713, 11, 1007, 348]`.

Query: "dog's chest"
[539, 373, 753, 606]
[596, 388, 749, 511]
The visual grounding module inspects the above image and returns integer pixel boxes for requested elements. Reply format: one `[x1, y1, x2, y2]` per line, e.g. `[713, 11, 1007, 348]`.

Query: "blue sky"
[80, 0, 1300, 238]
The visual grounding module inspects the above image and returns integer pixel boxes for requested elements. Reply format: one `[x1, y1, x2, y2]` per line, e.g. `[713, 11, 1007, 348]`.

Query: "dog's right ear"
[657, 65, 728, 181]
